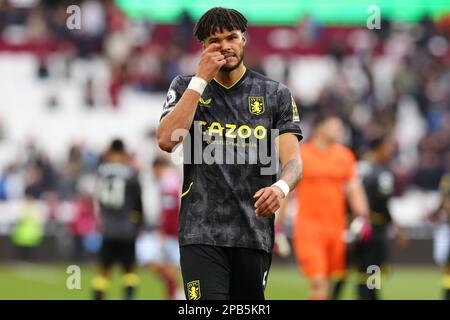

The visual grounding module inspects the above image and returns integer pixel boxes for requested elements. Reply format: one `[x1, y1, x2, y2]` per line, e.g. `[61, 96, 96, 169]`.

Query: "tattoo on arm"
[280, 158, 302, 191]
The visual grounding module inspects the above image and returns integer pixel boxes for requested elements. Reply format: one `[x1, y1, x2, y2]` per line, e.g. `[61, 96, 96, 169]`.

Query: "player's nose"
[219, 39, 232, 51]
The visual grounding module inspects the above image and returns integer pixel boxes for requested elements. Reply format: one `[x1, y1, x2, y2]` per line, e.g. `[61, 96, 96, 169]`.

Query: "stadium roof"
[116, 0, 450, 26]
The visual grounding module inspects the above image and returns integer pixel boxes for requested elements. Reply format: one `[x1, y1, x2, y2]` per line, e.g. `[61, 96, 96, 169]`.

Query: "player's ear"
[242, 34, 247, 46]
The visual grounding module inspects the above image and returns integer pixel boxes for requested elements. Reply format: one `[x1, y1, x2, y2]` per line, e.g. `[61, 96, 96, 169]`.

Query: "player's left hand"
[349, 216, 372, 242]
[253, 186, 284, 217]
[274, 224, 291, 257]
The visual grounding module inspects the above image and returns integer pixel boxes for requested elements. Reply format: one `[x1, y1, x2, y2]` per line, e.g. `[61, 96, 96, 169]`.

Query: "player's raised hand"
[253, 186, 285, 217]
[195, 43, 226, 82]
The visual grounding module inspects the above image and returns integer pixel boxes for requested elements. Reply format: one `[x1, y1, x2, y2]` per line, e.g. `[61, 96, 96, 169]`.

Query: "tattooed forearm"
[280, 157, 302, 190]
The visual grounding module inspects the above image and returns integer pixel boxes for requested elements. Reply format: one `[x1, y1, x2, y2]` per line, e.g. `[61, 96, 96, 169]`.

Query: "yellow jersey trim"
[213, 67, 247, 89]
[181, 182, 194, 198]
[442, 275, 450, 289]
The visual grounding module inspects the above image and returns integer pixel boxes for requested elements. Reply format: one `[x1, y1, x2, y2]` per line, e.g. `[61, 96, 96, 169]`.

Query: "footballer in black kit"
[157, 7, 303, 300]
[430, 173, 450, 299]
[353, 135, 407, 300]
[92, 139, 144, 300]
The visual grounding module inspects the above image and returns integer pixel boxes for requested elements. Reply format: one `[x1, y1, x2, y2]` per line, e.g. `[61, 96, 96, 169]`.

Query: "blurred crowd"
[0, 141, 99, 201]
[0, 134, 161, 262]
[0, 0, 200, 107]
[1, 1, 448, 188]
[282, 14, 450, 196]
[329, 15, 449, 193]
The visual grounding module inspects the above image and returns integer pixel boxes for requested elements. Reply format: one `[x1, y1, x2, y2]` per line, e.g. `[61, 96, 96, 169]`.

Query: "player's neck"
[371, 152, 385, 164]
[106, 152, 127, 163]
[215, 64, 246, 87]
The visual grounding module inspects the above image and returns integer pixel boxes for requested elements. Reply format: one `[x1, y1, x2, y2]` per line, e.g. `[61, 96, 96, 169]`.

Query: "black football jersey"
[161, 68, 302, 253]
[358, 161, 394, 226]
[95, 162, 143, 240]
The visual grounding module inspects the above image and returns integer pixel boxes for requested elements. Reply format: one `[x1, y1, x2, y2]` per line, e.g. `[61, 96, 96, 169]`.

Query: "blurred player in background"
[92, 139, 144, 300]
[430, 173, 450, 300]
[353, 134, 408, 300]
[11, 191, 44, 262]
[280, 115, 370, 300]
[136, 156, 183, 300]
[69, 189, 97, 262]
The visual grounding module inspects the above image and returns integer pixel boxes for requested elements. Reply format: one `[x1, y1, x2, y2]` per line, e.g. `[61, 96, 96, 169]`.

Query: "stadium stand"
[0, 0, 449, 265]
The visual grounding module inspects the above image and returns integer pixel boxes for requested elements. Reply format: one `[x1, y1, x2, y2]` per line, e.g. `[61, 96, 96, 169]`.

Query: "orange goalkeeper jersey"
[295, 141, 357, 233]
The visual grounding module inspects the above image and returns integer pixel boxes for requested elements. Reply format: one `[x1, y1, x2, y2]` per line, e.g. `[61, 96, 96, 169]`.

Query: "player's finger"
[255, 192, 277, 215]
[256, 207, 271, 216]
[254, 189, 270, 207]
[204, 43, 221, 53]
[258, 206, 275, 217]
[208, 51, 222, 57]
[263, 194, 279, 213]
[269, 204, 279, 215]
[255, 196, 271, 215]
[213, 55, 225, 62]
[256, 206, 268, 216]
[253, 188, 265, 200]
[270, 203, 280, 214]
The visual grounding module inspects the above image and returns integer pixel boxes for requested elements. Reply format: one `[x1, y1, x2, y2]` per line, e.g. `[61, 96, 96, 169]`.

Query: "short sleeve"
[160, 76, 189, 120]
[274, 84, 303, 141]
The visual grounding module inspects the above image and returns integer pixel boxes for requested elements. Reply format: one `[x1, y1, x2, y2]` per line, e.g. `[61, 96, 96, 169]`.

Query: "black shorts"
[180, 245, 272, 300]
[99, 239, 136, 270]
[352, 227, 388, 272]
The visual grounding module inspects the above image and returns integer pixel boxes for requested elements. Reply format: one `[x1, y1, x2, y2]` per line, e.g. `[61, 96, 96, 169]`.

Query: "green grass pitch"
[0, 263, 443, 300]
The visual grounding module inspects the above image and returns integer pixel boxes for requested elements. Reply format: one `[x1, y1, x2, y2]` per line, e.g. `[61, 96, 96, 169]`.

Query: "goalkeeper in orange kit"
[278, 115, 371, 300]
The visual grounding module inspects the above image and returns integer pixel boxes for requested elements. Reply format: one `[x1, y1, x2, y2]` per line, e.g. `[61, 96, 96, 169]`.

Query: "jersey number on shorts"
[97, 177, 126, 209]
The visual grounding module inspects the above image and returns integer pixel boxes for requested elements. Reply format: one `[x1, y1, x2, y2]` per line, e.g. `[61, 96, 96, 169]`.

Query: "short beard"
[220, 51, 245, 72]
